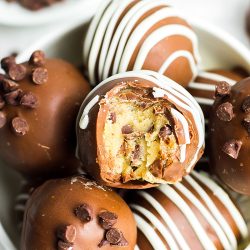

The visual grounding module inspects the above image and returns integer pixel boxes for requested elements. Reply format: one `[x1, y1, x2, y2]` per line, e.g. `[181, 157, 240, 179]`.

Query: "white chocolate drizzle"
[131, 171, 249, 250]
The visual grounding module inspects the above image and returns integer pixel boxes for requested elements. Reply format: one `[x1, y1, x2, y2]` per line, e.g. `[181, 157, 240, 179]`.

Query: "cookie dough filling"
[101, 83, 178, 184]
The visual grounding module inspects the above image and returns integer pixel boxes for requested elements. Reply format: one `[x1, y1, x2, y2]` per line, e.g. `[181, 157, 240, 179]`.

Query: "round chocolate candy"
[209, 77, 250, 195]
[0, 52, 90, 178]
[21, 175, 137, 250]
[84, 0, 200, 87]
[77, 71, 205, 188]
[128, 171, 249, 250]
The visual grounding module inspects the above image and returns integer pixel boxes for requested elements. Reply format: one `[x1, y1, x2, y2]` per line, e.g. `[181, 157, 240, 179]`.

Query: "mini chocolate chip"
[242, 116, 250, 134]
[222, 139, 242, 159]
[147, 124, 154, 133]
[57, 240, 73, 250]
[215, 81, 231, 97]
[108, 112, 116, 124]
[216, 102, 234, 121]
[132, 145, 141, 164]
[11, 117, 29, 136]
[159, 125, 172, 141]
[74, 203, 92, 222]
[106, 228, 122, 245]
[2, 78, 19, 92]
[121, 125, 133, 134]
[8, 64, 27, 81]
[1, 56, 15, 72]
[20, 92, 38, 108]
[242, 96, 250, 113]
[32, 67, 48, 85]
[0, 96, 5, 110]
[4, 89, 23, 106]
[0, 111, 7, 128]
[98, 211, 118, 230]
[29, 50, 46, 66]
[57, 225, 76, 243]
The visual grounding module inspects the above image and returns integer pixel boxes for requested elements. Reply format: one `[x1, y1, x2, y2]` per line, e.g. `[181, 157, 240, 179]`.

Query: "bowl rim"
[17, 17, 250, 68]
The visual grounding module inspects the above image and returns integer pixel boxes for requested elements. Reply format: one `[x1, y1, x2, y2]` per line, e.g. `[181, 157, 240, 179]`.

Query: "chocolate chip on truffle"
[4, 89, 22, 106]
[98, 211, 118, 230]
[242, 116, 250, 134]
[121, 124, 133, 134]
[29, 50, 45, 67]
[108, 112, 116, 124]
[57, 240, 73, 250]
[20, 92, 38, 108]
[216, 102, 234, 121]
[0, 96, 5, 110]
[159, 125, 172, 141]
[106, 228, 128, 246]
[215, 81, 231, 97]
[8, 64, 27, 81]
[0, 111, 7, 128]
[2, 78, 20, 93]
[242, 96, 250, 113]
[1, 56, 15, 72]
[222, 139, 242, 159]
[57, 225, 76, 244]
[11, 117, 29, 136]
[32, 67, 48, 85]
[74, 203, 92, 222]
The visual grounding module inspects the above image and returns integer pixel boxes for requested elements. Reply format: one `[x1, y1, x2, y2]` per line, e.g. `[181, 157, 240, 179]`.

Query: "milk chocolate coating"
[209, 77, 250, 195]
[127, 171, 249, 250]
[0, 58, 90, 178]
[77, 72, 204, 189]
[21, 176, 137, 250]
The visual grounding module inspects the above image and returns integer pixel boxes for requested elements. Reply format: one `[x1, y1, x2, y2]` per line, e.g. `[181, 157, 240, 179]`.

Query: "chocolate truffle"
[209, 77, 250, 195]
[21, 175, 137, 250]
[77, 71, 205, 188]
[84, 0, 200, 87]
[0, 52, 90, 178]
[187, 69, 244, 120]
[128, 171, 249, 250]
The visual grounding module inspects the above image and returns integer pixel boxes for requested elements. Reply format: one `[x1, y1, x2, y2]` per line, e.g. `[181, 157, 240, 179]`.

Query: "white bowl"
[0, 0, 102, 26]
[1, 16, 250, 249]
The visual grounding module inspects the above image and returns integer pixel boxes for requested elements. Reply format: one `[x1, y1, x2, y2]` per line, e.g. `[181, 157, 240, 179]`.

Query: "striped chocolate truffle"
[83, 0, 200, 87]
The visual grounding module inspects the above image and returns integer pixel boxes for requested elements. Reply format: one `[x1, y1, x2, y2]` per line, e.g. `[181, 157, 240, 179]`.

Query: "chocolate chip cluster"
[0, 50, 48, 135]
[55, 203, 128, 250]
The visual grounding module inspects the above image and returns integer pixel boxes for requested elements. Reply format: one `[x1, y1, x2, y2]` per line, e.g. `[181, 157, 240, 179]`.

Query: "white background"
[0, 0, 249, 59]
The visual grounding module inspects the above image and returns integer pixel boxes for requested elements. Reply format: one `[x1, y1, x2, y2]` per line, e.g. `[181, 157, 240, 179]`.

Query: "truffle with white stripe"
[77, 71, 205, 188]
[83, 0, 200, 87]
[128, 171, 249, 250]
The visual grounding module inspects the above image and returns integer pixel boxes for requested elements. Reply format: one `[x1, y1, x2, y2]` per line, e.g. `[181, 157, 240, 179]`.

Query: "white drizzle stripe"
[159, 50, 198, 79]
[129, 25, 200, 72]
[102, 0, 152, 80]
[112, 0, 172, 75]
[15, 194, 30, 201]
[170, 108, 190, 144]
[131, 205, 179, 250]
[79, 95, 100, 129]
[133, 214, 168, 250]
[188, 82, 217, 91]
[175, 182, 232, 250]
[118, 7, 182, 72]
[198, 72, 237, 86]
[98, 0, 135, 80]
[137, 191, 190, 250]
[83, 0, 111, 64]
[87, 0, 119, 85]
[191, 171, 249, 239]
[158, 185, 216, 250]
[14, 204, 26, 211]
[179, 144, 186, 163]
[185, 174, 238, 248]
[194, 97, 214, 106]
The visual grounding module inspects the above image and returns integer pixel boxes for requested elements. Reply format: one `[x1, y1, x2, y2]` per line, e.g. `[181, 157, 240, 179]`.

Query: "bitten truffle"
[0, 52, 90, 178]
[209, 77, 250, 195]
[128, 171, 249, 250]
[77, 71, 205, 188]
[21, 175, 137, 250]
[84, 0, 200, 87]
